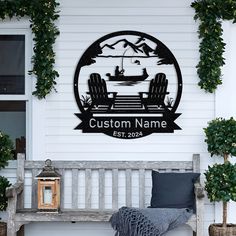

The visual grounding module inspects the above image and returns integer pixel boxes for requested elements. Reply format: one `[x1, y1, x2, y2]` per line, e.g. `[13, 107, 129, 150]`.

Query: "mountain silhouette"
[102, 39, 143, 53]
[101, 38, 156, 57]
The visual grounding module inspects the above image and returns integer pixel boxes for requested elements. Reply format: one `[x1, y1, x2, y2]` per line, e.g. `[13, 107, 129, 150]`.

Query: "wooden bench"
[6, 154, 204, 236]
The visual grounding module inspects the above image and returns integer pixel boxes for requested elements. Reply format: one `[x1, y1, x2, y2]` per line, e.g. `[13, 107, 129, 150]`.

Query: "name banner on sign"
[75, 112, 181, 139]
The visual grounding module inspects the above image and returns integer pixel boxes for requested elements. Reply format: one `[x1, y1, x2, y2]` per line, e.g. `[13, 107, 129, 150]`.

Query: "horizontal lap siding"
[27, 0, 214, 235]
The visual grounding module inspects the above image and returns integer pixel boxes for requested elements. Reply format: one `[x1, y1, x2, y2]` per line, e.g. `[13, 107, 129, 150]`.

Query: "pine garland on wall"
[191, 0, 236, 93]
[0, 0, 60, 99]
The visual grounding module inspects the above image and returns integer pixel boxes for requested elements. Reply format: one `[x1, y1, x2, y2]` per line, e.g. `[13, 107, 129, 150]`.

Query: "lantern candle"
[43, 186, 52, 204]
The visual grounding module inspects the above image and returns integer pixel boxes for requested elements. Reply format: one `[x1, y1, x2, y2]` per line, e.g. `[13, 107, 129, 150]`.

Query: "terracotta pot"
[0, 222, 6, 236]
[209, 224, 236, 236]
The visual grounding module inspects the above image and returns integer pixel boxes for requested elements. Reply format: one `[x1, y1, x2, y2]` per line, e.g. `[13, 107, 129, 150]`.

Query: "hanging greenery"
[191, 0, 236, 93]
[0, 0, 60, 99]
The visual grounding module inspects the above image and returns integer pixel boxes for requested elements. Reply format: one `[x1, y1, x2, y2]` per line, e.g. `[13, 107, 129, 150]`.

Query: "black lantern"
[36, 159, 61, 212]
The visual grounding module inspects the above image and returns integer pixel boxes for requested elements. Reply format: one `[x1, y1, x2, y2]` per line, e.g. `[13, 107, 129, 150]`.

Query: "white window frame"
[0, 28, 33, 159]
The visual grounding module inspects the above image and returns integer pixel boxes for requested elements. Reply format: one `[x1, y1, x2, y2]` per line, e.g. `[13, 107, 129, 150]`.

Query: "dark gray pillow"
[150, 171, 200, 210]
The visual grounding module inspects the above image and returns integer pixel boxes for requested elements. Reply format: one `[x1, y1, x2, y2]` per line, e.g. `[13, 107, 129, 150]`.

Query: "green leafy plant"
[80, 95, 92, 108]
[204, 117, 236, 228]
[191, 0, 236, 93]
[204, 117, 236, 161]
[0, 176, 11, 211]
[0, 0, 60, 99]
[165, 97, 174, 108]
[0, 131, 13, 212]
[0, 131, 14, 169]
[205, 163, 236, 228]
[205, 163, 236, 203]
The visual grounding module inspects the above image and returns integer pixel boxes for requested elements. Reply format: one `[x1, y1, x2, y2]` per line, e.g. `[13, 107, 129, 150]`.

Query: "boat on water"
[106, 68, 148, 82]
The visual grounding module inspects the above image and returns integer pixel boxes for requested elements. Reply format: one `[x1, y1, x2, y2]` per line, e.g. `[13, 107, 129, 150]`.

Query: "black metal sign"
[74, 31, 182, 139]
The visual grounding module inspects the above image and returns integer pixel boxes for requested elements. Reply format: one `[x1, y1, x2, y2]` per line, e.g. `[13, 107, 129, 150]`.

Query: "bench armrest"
[6, 181, 24, 198]
[194, 182, 204, 235]
[194, 182, 204, 199]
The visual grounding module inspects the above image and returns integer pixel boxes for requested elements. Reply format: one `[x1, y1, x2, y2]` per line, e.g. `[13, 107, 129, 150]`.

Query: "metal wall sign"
[74, 31, 182, 139]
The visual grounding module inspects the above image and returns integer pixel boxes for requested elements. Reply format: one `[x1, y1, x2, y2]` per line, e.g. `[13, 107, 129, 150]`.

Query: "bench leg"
[8, 221, 27, 236]
[7, 221, 17, 236]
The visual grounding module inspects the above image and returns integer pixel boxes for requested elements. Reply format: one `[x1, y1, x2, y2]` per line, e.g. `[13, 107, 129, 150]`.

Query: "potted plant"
[0, 131, 13, 236]
[204, 117, 236, 236]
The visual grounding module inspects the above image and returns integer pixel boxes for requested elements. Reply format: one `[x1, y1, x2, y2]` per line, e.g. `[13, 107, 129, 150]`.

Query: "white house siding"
[0, 0, 218, 235]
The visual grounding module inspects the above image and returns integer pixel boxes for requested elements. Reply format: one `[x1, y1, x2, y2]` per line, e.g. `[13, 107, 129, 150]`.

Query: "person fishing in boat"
[115, 66, 125, 76]
[107, 66, 148, 81]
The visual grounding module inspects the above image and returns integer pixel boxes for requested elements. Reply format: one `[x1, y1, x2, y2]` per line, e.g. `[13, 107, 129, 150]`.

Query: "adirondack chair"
[139, 73, 169, 109]
[87, 73, 117, 109]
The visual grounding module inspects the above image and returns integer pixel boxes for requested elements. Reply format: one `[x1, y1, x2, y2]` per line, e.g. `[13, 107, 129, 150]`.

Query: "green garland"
[191, 0, 236, 93]
[0, 0, 60, 99]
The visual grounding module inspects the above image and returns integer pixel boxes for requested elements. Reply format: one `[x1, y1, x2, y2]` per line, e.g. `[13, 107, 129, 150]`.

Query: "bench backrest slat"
[99, 169, 105, 210]
[112, 169, 119, 210]
[58, 169, 65, 210]
[139, 169, 145, 208]
[125, 169, 132, 207]
[31, 169, 38, 209]
[85, 169, 92, 209]
[72, 169, 79, 209]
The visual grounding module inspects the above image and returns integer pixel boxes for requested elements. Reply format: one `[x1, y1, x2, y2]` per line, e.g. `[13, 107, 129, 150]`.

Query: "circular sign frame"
[74, 31, 183, 139]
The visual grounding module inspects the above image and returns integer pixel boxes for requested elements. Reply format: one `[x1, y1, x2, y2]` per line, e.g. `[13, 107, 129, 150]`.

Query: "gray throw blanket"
[110, 207, 193, 236]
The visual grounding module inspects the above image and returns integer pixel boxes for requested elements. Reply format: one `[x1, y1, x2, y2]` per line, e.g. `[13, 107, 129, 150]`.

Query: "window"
[0, 35, 25, 94]
[0, 101, 26, 156]
[0, 32, 31, 158]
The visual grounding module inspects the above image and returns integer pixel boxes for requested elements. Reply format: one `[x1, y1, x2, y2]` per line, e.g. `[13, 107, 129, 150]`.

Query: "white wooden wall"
[0, 0, 218, 235]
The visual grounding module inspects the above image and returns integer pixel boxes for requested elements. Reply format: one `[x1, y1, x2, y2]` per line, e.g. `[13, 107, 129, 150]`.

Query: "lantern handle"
[45, 159, 52, 167]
